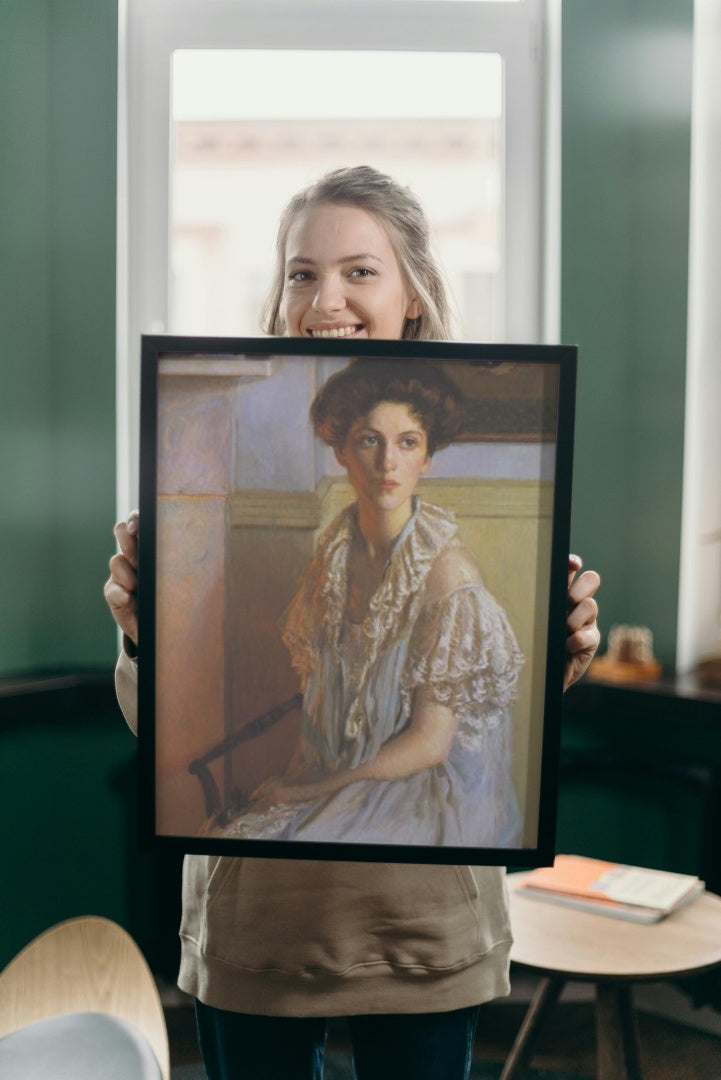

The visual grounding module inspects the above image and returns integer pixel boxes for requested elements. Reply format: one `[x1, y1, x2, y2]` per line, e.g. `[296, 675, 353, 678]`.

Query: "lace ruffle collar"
[283, 498, 459, 681]
[329, 498, 457, 658]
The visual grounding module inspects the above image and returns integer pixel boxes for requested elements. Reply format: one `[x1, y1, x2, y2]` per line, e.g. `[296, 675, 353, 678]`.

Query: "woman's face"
[281, 203, 421, 340]
[335, 401, 431, 513]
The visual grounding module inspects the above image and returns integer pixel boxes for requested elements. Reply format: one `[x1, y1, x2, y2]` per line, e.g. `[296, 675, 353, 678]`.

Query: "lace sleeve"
[281, 507, 353, 678]
[281, 573, 318, 679]
[402, 585, 524, 746]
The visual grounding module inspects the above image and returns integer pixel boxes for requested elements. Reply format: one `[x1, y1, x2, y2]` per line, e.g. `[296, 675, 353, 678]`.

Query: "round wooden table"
[502, 873, 721, 1080]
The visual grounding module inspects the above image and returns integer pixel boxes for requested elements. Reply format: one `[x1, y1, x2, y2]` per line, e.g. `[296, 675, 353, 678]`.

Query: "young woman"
[106, 166, 601, 1080]
[211, 359, 524, 850]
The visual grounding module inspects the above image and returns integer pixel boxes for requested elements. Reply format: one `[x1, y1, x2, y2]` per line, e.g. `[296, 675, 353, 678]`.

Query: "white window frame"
[677, 0, 721, 674]
[116, 0, 559, 511]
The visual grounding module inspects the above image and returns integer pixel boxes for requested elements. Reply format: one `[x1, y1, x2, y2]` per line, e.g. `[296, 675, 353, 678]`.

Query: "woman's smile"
[308, 323, 364, 339]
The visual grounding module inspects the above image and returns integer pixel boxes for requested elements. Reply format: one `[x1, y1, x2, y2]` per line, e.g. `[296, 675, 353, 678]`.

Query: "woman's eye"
[288, 270, 313, 283]
[401, 438, 420, 450]
[359, 434, 379, 447]
[349, 267, 374, 279]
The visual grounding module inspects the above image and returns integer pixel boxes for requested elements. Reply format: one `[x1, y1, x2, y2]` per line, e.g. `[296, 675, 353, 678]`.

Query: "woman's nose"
[380, 444, 398, 471]
[312, 274, 345, 314]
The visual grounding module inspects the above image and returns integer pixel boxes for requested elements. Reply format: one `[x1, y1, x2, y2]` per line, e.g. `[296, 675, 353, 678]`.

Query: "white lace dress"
[219, 499, 524, 848]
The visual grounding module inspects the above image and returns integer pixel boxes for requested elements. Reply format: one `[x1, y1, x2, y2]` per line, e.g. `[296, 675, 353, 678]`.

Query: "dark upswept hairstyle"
[262, 165, 454, 341]
[310, 359, 466, 457]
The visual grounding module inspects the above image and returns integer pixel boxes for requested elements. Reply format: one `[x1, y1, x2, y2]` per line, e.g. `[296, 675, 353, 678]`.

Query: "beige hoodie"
[116, 650, 512, 1016]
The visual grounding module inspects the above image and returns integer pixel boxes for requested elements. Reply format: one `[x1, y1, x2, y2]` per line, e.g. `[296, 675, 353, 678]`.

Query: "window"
[169, 49, 503, 340]
[118, 0, 557, 509]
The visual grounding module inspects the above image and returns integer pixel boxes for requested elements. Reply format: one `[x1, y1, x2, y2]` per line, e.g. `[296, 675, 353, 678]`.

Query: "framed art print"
[137, 336, 576, 865]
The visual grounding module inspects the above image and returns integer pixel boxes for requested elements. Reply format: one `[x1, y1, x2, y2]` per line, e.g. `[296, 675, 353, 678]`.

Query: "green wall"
[562, 0, 693, 669]
[1, 683, 184, 974]
[0, 0, 118, 676]
[0, 0, 138, 971]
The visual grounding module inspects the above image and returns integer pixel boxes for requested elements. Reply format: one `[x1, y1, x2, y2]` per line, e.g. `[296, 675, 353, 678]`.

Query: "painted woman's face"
[335, 401, 431, 513]
[281, 204, 421, 340]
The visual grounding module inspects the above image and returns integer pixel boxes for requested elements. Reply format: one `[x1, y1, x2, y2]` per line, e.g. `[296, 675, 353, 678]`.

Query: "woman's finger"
[566, 594, 599, 635]
[113, 511, 140, 567]
[103, 578, 139, 642]
[568, 568, 601, 608]
[566, 623, 601, 657]
[108, 552, 137, 591]
[567, 553, 583, 588]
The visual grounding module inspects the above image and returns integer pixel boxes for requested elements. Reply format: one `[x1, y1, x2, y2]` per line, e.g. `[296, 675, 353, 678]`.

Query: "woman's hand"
[564, 554, 601, 691]
[103, 510, 140, 646]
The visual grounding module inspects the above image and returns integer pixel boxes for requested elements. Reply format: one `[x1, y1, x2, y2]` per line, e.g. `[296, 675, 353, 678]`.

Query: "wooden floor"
[166, 993, 721, 1079]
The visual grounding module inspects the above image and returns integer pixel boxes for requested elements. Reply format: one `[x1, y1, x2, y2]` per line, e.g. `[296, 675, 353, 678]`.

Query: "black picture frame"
[137, 335, 576, 866]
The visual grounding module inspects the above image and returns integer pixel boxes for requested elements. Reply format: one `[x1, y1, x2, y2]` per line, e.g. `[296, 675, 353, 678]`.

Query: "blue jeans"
[195, 1000, 481, 1080]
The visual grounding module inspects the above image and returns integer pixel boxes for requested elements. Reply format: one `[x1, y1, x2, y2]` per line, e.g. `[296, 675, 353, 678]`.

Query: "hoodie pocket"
[183, 856, 509, 976]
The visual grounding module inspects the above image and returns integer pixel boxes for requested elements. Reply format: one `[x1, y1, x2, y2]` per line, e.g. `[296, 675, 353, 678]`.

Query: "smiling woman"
[281, 204, 421, 340]
[262, 165, 453, 340]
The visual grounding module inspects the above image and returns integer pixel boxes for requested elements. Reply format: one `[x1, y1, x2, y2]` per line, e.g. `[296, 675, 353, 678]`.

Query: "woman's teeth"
[310, 325, 360, 338]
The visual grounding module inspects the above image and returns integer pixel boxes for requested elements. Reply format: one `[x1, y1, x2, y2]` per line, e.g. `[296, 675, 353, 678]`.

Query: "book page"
[597, 866, 699, 910]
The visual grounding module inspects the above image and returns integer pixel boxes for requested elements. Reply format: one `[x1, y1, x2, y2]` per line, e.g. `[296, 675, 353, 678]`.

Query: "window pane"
[170, 49, 503, 340]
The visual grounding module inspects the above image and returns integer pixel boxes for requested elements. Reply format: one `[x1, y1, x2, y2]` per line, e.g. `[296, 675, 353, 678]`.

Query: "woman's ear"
[334, 445, 347, 468]
[406, 296, 423, 320]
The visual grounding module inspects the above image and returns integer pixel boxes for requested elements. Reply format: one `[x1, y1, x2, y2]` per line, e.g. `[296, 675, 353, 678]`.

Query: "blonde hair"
[262, 166, 454, 341]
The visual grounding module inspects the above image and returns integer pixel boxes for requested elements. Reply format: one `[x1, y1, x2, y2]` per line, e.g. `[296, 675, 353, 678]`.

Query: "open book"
[515, 854, 705, 923]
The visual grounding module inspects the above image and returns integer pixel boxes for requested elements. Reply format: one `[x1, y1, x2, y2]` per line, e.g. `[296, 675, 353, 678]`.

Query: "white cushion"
[0, 1011, 162, 1079]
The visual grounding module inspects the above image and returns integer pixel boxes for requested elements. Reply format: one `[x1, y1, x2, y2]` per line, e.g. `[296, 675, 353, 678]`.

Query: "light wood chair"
[0, 915, 170, 1079]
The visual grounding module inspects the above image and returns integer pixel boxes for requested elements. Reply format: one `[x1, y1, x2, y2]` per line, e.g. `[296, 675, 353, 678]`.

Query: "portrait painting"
[137, 336, 576, 865]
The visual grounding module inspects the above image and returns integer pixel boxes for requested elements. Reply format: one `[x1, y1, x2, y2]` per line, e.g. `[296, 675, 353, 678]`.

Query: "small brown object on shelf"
[590, 624, 662, 683]
[696, 654, 721, 689]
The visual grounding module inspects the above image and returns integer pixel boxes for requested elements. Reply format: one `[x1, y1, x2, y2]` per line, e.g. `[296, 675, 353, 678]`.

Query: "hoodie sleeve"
[115, 645, 139, 736]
